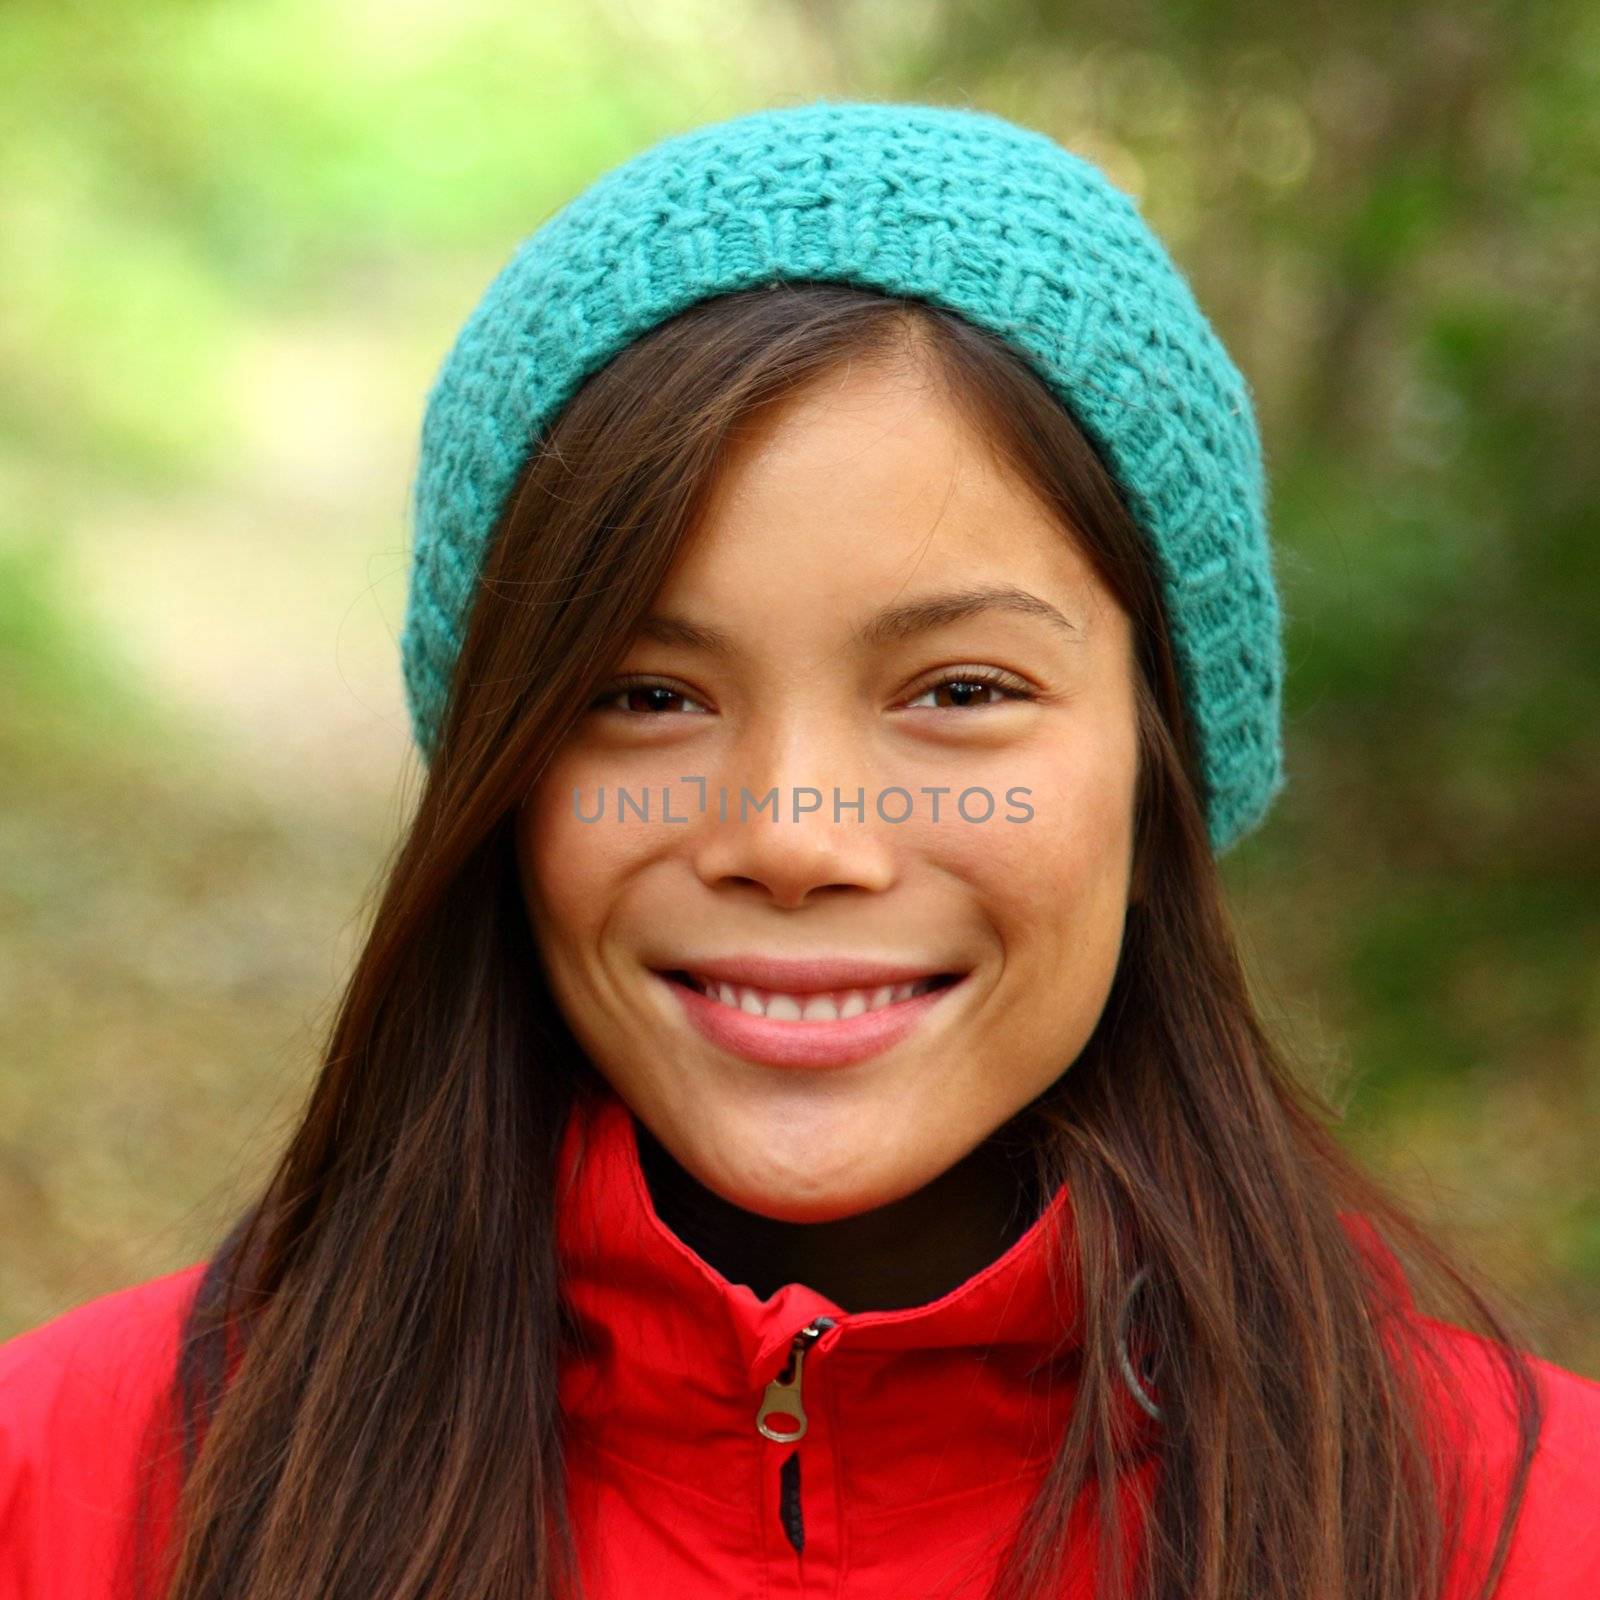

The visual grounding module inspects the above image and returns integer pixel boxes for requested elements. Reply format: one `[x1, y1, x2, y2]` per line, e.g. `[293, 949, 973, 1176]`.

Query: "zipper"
[755, 1316, 837, 1556]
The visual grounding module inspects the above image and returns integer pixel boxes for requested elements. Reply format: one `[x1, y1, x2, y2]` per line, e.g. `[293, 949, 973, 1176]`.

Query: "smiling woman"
[3, 98, 1598, 1600]
[515, 343, 1143, 1225]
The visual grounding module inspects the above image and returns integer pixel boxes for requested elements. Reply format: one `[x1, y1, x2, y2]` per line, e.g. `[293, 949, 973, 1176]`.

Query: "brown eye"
[904, 668, 1035, 711]
[927, 680, 1005, 709]
[591, 678, 711, 716]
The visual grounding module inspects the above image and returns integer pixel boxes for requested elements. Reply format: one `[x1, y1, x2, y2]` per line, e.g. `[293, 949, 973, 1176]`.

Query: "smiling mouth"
[660, 970, 962, 1023]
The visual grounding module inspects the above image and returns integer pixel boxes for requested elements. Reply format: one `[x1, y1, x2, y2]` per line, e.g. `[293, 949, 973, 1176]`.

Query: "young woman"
[2, 99, 1596, 1600]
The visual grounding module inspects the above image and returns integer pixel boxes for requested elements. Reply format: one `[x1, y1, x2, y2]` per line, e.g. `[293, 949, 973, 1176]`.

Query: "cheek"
[938, 732, 1137, 1073]
[939, 728, 1137, 919]
[517, 751, 636, 948]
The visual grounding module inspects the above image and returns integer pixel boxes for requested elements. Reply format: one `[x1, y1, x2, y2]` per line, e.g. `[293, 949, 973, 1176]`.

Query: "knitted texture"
[402, 97, 1286, 855]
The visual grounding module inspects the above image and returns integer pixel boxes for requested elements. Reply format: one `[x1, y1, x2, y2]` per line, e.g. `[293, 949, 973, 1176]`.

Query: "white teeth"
[689, 974, 945, 1020]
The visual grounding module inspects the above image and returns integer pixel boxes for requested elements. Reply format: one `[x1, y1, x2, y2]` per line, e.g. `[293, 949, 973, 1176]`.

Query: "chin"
[685, 1107, 931, 1223]
[740, 1178, 897, 1225]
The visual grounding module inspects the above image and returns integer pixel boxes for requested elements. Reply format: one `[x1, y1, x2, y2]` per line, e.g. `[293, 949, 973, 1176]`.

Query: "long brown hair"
[128, 281, 1542, 1600]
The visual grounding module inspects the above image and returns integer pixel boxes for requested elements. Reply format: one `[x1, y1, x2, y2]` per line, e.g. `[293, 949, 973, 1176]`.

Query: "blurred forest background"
[2, 0, 1596, 1373]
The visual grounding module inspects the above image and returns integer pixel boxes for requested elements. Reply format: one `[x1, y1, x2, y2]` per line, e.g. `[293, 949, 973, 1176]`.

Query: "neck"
[634, 1115, 1045, 1311]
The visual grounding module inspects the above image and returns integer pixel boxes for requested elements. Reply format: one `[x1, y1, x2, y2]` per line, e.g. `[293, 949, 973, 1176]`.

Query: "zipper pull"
[755, 1316, 836, 1442]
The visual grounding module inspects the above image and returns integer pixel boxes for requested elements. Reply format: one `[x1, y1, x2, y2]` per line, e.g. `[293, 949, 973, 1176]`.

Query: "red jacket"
[3, 1087, 1598, 1598]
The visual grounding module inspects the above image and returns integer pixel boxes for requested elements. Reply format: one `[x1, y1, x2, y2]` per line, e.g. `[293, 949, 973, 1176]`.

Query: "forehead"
[661, 358, 1108, 619]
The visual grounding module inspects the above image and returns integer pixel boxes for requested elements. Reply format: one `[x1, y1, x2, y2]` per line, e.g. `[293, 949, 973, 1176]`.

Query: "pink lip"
[655, 970, 968, 1069]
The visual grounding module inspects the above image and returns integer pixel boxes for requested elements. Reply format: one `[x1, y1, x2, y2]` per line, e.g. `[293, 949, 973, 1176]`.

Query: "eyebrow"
[635, 583, 1079, 653]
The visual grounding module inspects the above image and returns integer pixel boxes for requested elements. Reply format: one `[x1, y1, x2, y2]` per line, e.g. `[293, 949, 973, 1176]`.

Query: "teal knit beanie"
[402, 97, 1286, 856]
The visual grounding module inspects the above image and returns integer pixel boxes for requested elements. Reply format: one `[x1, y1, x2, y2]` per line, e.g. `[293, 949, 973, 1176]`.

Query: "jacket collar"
[553, 1086, 1158, 1510]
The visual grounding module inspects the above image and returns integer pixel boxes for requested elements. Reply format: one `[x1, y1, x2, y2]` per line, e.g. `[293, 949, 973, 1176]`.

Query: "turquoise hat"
[402, 97, 1286, 855]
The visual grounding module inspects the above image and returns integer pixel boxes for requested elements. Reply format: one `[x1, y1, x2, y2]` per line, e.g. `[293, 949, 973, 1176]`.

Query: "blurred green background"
[2, 0, 1596, 1374]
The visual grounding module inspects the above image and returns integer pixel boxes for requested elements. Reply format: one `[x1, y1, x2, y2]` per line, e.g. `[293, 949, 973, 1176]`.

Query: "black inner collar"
[633, 1112, 1046, 1312]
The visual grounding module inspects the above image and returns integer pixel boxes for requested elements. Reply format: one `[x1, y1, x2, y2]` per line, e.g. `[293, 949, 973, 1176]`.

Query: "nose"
[688, 735, 898, 909]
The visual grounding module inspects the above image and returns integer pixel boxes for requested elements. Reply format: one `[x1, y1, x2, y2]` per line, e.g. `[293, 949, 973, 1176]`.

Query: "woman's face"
[516, 354, 1141, 1221]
